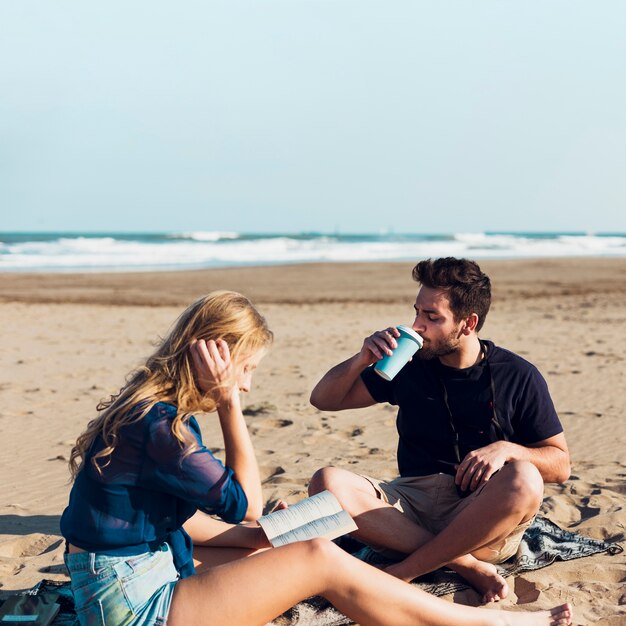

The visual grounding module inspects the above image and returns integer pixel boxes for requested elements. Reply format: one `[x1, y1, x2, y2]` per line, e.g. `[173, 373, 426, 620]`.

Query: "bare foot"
[451, 559, 508, 603]
[506, 603, 573, 626]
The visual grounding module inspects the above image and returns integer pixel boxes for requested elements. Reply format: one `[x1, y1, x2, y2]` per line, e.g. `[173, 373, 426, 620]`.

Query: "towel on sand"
[2, 516, 621, 626]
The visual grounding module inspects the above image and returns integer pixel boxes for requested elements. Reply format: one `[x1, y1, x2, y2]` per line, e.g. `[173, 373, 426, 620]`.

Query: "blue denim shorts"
[64, 544, 179, 626]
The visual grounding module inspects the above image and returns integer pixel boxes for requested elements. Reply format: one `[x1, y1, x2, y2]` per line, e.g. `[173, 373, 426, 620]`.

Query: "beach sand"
[0, 258, 624, 625]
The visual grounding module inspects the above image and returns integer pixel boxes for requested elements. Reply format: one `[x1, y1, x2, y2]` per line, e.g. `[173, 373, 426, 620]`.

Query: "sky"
[1, 1, 625, 234]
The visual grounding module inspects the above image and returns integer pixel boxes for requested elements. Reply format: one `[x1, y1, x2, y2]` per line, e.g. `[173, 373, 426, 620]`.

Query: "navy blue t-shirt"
[60, 402, 248, 578]
[361, 340, 563, 478]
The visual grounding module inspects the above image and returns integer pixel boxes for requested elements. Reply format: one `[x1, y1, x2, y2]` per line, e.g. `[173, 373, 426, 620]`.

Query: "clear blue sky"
[1, 1, 625, 233]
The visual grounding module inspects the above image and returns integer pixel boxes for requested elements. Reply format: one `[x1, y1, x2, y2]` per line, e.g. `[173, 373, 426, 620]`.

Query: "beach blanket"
[1, 516, 620, 626]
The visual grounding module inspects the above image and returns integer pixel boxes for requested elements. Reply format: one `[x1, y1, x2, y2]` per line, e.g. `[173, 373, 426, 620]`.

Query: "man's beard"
[416, 329, 461, 360]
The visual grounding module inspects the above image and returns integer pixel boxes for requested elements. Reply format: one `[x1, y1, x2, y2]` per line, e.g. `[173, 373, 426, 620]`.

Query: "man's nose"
[412, 317, 426, 333]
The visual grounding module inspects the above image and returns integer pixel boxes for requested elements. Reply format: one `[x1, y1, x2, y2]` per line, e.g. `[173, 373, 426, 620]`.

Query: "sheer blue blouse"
[60, 402, 248, 578]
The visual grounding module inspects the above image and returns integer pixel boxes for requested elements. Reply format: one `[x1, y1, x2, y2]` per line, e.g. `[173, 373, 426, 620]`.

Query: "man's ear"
[462, 313, 479, 335]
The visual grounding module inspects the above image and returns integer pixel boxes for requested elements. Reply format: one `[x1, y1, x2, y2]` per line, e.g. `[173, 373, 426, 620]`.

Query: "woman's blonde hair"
[68, 290, 273, 480]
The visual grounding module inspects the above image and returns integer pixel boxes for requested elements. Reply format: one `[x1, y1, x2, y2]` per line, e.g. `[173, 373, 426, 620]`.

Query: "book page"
[258, 490, 344, 543]
[270, 511, 357, 547]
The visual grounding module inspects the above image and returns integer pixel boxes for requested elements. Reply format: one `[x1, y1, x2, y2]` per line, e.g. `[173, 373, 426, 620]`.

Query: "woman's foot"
[506, 603, 573, 626]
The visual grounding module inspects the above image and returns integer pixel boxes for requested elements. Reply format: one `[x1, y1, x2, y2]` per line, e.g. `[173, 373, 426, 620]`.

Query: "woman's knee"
[295, 538, 342, 579]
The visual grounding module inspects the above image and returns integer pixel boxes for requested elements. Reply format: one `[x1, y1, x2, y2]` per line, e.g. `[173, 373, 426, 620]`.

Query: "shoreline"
[1, 257, 625, 306]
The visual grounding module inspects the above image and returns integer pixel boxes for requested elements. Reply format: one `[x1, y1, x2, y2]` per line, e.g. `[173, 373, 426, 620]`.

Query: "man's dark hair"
[412, 258, 491, 332]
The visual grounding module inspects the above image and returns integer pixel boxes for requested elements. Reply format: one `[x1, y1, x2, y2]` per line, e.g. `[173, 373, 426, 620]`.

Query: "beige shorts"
[361, 473, 534, 564]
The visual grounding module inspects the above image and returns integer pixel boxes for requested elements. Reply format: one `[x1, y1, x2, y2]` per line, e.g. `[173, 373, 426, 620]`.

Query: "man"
[309, 257, 570, 603]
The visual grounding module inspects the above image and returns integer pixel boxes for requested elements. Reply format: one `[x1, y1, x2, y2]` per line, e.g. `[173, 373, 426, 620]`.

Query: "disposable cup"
[374, 325, 423, 381]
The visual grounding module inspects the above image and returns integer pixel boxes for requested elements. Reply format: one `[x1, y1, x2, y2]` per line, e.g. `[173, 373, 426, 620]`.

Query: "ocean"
[1, 231, 625, 273]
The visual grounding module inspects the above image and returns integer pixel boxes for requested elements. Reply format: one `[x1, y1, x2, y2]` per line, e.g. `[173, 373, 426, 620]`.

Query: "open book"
[258, 490, 358, 548]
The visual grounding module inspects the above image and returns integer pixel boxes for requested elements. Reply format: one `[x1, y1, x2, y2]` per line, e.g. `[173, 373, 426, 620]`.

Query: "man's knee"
[309, 466, 345, 497]
[500, 460, 544, 511]
[308, 467, 376, 515]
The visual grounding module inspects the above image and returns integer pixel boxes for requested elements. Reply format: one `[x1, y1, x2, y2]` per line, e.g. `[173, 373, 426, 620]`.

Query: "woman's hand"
[190, 338, 238, 406]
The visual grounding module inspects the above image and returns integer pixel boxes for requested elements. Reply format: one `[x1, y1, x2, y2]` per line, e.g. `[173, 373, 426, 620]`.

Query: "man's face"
[411, 286, 464, 360]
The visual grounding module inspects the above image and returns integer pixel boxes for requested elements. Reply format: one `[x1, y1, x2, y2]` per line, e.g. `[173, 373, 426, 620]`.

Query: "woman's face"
[234, 349, 266, 393]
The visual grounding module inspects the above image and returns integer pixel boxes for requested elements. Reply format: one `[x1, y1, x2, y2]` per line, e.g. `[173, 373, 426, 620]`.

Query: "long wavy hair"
[68, 291, 273, 480]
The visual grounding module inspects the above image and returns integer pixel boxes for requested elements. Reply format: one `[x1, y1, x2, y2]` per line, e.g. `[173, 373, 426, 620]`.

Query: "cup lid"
[396, 325, 423, 346]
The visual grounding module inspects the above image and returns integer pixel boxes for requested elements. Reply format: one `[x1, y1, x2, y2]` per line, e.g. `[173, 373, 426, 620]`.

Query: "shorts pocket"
[73, 574, 130, 626]
[113, 547, 178, 614]
[75, 598, 105, 626]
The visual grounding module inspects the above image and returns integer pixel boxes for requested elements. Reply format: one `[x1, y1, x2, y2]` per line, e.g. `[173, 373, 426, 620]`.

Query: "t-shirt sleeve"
[513, 366, 563, 444]
[360, 365, 397, 405]
[143, 416, 248, 524]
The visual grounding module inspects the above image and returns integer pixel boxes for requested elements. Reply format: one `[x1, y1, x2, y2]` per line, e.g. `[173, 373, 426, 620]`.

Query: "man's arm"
[310, 327, 401, 410]
[309, 354, 377, 410]
[456, 432, 571, 492]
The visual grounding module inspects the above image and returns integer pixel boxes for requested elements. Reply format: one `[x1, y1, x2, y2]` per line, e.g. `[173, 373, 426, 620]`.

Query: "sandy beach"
[0, 257, 624, 625]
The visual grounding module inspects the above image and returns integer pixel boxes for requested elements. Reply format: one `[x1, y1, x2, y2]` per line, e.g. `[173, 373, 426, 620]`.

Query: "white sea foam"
[171, 231, 240, 242]
[0, 232, 625, 272]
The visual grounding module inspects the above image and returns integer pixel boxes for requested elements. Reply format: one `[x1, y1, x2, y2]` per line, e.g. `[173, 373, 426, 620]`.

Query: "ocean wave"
[170, 231, 241, 242]
[1, 232, 625, 272]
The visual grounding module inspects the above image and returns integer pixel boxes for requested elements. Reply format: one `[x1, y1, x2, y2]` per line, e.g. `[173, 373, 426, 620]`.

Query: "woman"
[61, 291, 573, 626]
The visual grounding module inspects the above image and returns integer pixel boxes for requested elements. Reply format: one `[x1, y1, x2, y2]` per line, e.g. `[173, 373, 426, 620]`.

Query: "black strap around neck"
[438, 340, 507, 465]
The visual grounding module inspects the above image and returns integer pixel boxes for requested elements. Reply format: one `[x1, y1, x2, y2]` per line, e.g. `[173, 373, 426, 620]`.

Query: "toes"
[551, 604, 572, 618]
[496, 577, 509, 600]
[549, 604, 573, 626]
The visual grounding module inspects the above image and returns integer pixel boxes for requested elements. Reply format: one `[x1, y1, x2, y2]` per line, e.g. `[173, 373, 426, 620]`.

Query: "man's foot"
[451, 559, 508, 603]
[507, 603, 573, 626]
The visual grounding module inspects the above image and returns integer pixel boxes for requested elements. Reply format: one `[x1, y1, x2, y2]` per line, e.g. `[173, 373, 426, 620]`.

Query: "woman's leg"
[192, 544, 262, 572]
[168, 538, 572, 626]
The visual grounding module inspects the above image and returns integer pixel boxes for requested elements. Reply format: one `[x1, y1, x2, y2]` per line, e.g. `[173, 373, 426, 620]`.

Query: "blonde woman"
[61, 291, 573, 626]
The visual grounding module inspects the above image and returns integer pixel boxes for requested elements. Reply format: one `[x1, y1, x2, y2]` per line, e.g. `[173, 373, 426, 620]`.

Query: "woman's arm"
[216, 389, 263, 520]
[183, 510, 268, 549]
[191, 339, 263, 521]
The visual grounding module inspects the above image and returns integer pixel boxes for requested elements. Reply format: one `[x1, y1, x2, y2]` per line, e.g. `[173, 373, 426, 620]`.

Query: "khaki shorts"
[361, 473, 534, 564]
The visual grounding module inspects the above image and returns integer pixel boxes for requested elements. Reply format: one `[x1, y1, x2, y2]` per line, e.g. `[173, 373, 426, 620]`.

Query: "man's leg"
[309, 467, 434, 552]
[383, 460, 544, 600]
[309, 466, 510, 602]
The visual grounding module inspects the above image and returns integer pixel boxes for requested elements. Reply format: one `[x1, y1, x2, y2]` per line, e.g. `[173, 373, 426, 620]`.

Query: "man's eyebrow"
[414, 304, 440, 314]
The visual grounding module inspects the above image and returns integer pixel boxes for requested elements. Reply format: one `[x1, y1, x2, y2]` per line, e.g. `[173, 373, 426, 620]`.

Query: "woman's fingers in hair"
[212, 338, 231, 364]
[191, 338, 214, 367]
[190, 339, 215, 393]
[189, 338, 235, 397]
[193, 338, 227, 367]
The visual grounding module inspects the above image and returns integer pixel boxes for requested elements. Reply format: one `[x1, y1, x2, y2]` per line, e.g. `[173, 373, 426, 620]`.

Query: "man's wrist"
[500, 440, 521, 464]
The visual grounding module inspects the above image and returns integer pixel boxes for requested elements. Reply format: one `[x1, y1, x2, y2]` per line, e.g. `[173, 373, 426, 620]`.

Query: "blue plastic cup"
[374, 325, 423, 381]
